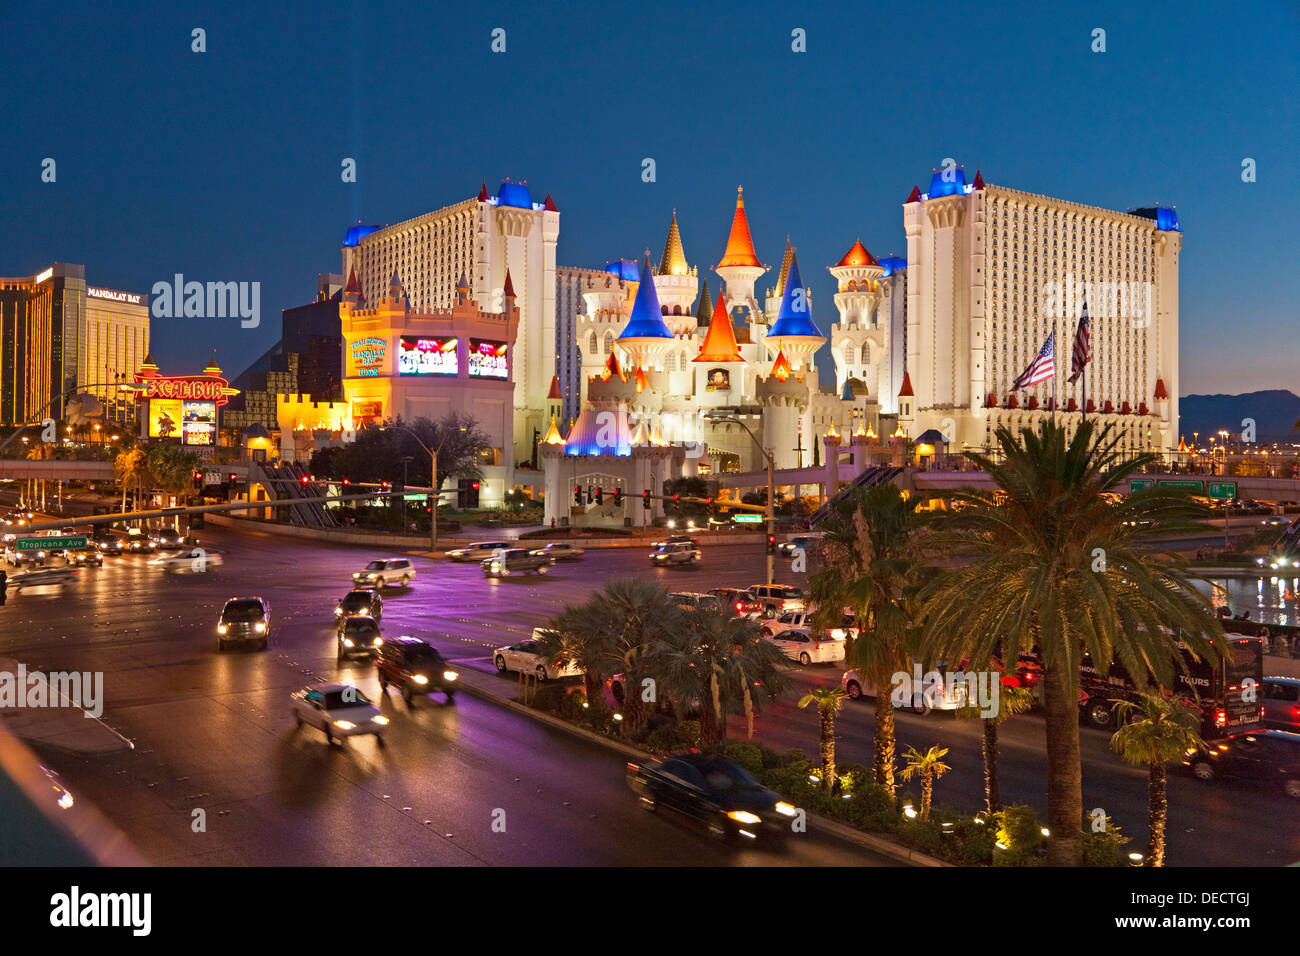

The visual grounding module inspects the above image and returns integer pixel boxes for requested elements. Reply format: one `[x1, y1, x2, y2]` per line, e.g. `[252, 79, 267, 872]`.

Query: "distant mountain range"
[1180, 390, 1300, 443]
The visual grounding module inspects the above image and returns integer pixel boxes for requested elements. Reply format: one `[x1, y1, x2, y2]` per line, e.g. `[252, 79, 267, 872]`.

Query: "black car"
[376, 636, 458, 705]
[1184, 729, 1300, 798]
[626, 754, 799, 842]
[337, 617, 384, 661]
[217, 596, 271, 651]
[335, 588, 383, 624]
[92, 533, 122, 555]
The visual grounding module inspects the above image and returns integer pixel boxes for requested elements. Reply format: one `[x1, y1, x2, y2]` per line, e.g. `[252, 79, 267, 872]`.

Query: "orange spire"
[835, 239, 879, 268]
[770, 350, 792, 382]
[693, 292, 743, 362]
[716, 186, 763, 269]
[634, 365, 648, 393]
[600, 350, 625, 382]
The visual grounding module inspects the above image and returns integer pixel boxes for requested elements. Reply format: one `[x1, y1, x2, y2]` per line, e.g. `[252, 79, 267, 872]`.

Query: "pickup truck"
[758, 609, 858, 641]
[482, 548, 554, 577]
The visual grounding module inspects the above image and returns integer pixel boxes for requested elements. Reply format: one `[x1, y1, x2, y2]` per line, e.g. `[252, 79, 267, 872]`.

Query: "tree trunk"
[1042, 664, 1083, 866]
[582, 673, 608, 720]
[698, 680, 724, 749]
[920, 771, 933, 820]
[874, 691, 896, 796]
[1148, 762, 1167, 867]
[819, 710, 836, 792]
[983, 718, 1000, 813]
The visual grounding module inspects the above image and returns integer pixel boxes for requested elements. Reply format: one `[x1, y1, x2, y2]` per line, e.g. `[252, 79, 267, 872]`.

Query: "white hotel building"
[901, 167, 1180, 454]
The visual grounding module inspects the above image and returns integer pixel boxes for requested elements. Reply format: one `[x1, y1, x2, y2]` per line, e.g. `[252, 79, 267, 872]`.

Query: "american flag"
[1011, 331, 1056, 391]
[1068, 298, 1091, 384]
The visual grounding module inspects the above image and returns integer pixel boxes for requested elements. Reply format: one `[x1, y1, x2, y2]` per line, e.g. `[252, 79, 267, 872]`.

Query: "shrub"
[992, 805, 1045, 867]
[644, 725, 688, 754]
[1081, 813, 1131, 866]
[720, 743, 764, 775]
[839, 782, 899, 833]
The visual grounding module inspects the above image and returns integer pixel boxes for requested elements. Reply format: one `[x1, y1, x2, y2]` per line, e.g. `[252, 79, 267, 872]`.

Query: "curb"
[453, 675, 950, 867]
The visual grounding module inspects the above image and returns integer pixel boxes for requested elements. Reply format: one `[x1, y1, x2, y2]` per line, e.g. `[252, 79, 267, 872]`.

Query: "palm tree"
[114, 445, 147, 513]
[798, 686, 847, 792]
[591, 577, 682, 739]
[535, 604, 612, 718]
[919, 420, 1226, 865]
[900, 745, 951, 820]
[956, 677, 1037, 814]
[809, 483, 928, 796]
[1110, 692, 1204, 867]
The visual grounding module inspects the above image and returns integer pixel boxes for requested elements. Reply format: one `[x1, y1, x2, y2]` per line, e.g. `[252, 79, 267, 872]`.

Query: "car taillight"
[1292, 705, 1300, 719]
[1215, 708, 1227, 728]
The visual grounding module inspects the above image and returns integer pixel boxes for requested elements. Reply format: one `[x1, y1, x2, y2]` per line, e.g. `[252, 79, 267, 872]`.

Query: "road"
[3, 521, 1297, 865]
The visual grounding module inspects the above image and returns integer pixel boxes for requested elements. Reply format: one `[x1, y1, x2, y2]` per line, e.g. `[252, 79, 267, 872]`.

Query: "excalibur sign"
[129, 374, 234, 406]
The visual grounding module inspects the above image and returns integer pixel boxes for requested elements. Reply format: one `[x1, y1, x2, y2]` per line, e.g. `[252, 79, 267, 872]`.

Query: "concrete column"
[824, 435, 841, 495]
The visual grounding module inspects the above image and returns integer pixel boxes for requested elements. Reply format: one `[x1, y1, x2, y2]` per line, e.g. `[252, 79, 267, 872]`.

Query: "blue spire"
[617, 257, 674, 340]
[768, 256, 822, 338]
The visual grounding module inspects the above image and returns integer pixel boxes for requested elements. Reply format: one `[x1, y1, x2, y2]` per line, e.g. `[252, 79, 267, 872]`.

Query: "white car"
[352, 557, 415, 587]
[8, 566, 79, 590]
[841, 665, 968, 713]
[529, 543, 585, 561]
[493, 632, 583, 680]
[758, 609, 858, 642]
[762, 627, 845, 665]
[148, 548, 224, 573]
[290, 683, 390, 745]
[746, 584, 807, 615]
[446, 541, 511, 562]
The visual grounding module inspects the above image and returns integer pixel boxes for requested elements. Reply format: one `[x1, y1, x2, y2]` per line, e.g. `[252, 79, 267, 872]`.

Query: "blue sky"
[1, 0, 1296, 395]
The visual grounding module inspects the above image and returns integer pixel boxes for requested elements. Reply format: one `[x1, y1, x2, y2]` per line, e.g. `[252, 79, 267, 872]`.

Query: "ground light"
[902, 804, 918, 820]
[1128, 852, 1145, 866]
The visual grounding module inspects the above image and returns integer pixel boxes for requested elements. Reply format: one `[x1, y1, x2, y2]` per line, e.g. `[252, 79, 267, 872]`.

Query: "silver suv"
[651, 542, 701, 567]
[352, 558, 415, 588]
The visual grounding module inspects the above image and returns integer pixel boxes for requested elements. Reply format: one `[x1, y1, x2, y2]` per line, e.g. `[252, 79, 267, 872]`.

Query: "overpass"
[0, 460, 251, 481]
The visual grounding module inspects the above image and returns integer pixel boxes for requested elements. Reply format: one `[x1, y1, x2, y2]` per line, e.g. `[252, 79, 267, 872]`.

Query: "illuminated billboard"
[468, 339, 508, 379]
[348, 337, 387, 378]
[181, 400, 217, 446]
[399, 336, 459, 376]
[148, 399, 182, 438]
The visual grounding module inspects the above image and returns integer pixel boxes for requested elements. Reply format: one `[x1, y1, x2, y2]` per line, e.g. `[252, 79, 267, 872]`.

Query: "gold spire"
[826, 420, 840, 440]
[773, 237, 794, 299]
[542, 414, 566, 445]
[866, 422, 877, 440]
[658, 209, 690, 277]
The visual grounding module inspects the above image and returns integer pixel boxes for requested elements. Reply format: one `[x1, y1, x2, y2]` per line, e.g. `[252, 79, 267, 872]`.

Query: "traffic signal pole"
[766, 448, 776, 586]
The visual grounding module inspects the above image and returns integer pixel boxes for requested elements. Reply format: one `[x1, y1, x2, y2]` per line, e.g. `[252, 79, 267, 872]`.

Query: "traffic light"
[300, 474, 310, 486]
[575, 486, 583, 505]
[613, 489, 623, 506]
[766, 534, 776, 554]
[642, 489, 651, 510]
[193, 470, 204, 490]
[227, 472, 237, 484]
[595, 488, 603, 505]
[586, 487, 593, 505]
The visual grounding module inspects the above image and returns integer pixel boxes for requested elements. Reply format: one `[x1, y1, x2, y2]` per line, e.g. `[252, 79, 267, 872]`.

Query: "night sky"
[1, 0, 1295, 394]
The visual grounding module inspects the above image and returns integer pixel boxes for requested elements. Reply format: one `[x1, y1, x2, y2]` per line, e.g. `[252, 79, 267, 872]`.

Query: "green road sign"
[1129, 479, 1155, 491]
[1158, 479, 1204, 491]
[1208, 482, 1237, 499]
[731, 513, 763, 524]
[403, 494, 427, 502]
[15, 536, 86, 551]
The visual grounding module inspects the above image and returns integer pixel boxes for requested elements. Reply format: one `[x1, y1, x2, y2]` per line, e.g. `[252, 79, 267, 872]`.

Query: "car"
[652, 533, 700, 549]
[7, 566, 78, 590]
[1261, 516, 1290, 527]
[336, 617, 384, 661]
[651, 542, 700, 567]
[626, 753, 799, 843]
[1263, 677, 1300, 730]
[290, 683, 389, 745]
[494, 633, 582, 680]
[777, 534, 823, 559]
[123, 528, 156, 552]
[746, 584, 806, 615]
[669, 592, 723, 614]
[763, 627, 845, 665]
[91, 533, 122, 555]
[759, 609, 858, 642]
[376, 636, 458, 704]
[335, 588, 383, 623]
[149, 528, 186, 549]
[482, 548, 552, 577]
[4, 543, 47, 567]
[217, 596, 271, 651]
[528, 542, 585, 561]
[352, 557, 415, 588]
[148, 548, 223, 573]
[1183, 729, 1300, 798]
[446, 540, 512, 562]
[61, 548, 103, 567]
[59, 526, 77, 536]
[841, 664, 968, 713]
[708, 588, 764, 619]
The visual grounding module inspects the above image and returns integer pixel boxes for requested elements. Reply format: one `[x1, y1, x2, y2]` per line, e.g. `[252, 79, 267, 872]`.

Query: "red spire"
[547, 375, 562, 400]
[1153, 377, 1168, 400]
[600, 350, 625, 383]
[503, 270, 515, 299]
[898, 370, 914, 397]
[543, 194, 558, 212]
[344, 266, 361, 295]
[972, 168, 985, 190]
[835, 239, 879, 268]
[477, 181, 489, 201]
[770, 350, 792, 383]
[905, 185, 921, 204]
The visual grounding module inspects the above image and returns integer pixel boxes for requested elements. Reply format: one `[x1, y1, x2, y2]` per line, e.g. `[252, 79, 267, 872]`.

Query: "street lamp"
[705, 411, 776, 585]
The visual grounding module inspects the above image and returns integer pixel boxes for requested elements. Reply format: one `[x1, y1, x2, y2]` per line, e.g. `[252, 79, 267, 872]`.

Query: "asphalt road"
[3, 521, 1297, 865]
[0, 525, 893, 866]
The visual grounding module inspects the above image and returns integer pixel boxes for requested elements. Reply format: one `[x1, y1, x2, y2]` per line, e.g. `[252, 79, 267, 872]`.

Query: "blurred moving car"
[446, 541, 511, 562]
[148, 548, 222, 573]
[650, 542, 700, 567]
[376, 636, 458, 705]
[217, 596, 270, 651]
[777, 534, 823, 559]
[626, 753, 798, 842]
[61, 548, 103, 567]
[482, 549, 552, 577]
[336, 617, 384, 661]
[652, 534, 700, 549]
[352, 557, 415, 587]
[1183, 729, 1300, 798]
[762, 627, 845, 665]
[1263, 676, 1300, 730]
[529, 542, 585, 561]
[494, 633, 582, 680]
[335, 589, 383, 623]
[290, 683, 389, 745]
[8, 566, 78, 590]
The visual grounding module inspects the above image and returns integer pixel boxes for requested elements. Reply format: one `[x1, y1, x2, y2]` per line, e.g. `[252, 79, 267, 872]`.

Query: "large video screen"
[399, 336, 459, 376]
[468, 339, 508, 379]
[181, 400, 217, 446]
[148, 399, 182, 439]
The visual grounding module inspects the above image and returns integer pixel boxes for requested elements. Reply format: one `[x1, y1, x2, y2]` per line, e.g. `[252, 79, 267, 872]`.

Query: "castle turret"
[765, 254, 825, 372]
[714, 187, 768, 318]
[828, 239, 888, 399]
[615, 254, 675, 371]
[756, 349, 810, 469]
[654, 210, 699, 335]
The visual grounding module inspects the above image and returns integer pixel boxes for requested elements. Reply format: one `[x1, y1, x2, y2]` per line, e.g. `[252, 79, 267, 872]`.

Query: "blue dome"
[605, 259, 640, 282]
[1131, 206, 1181, 232]
[497, 182, 533, 208]
[927, 167, 967, 198]
[878, 255, 906, 277]
[617, 260, 673, 340]
[768, 258, 823, 339]
[342, 224, 381, 247]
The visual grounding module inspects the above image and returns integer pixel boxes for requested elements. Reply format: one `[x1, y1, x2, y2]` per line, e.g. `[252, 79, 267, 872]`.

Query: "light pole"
[706, 411, 775, 585]
[379, 423, 466, 553]
[398, 455, 413, 530]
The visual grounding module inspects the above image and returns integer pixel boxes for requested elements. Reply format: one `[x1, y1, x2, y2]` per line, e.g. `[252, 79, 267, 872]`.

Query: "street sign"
[732, 513, 763, 524]
[1129, 479, 1155, 492]
[1207, 482, 1237, 500]
[403, 494, 428, 502]
[14, 536, 86, 551]
[1158, 479, 1203, 491]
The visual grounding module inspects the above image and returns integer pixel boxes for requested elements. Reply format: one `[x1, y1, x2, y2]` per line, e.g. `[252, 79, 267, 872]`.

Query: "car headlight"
[36, 551, 45, 558]
[371, 715, 389, 726]
[490, 562, 500, 570]
[342, 638, 355, 647]
[332, 720, 356, 730]
[217, 624, 228, 634]
[443, 670, 458, 682]
[254, 622, 266, 633]
[412, 674, 429, 685]
[727, 810, 762, 825]
[372, 637, 383, 646]
[335, 607, 343, 616]
[775, 802, 797, 817]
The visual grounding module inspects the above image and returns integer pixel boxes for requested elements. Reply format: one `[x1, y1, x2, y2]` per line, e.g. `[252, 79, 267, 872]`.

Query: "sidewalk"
[0, 658, 134, 755]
